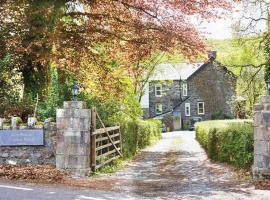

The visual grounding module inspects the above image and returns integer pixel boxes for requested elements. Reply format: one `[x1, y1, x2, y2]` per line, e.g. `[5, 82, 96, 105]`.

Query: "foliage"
[163, 114, 173, 131]
[211, 112, 233, 120]
[38, 64, 60, 120]
[14, 117, 23, 125]
[121, 118, 162, 158]
[0, 1, 64, 102]
[195, 120, 254, 168]
[0, 0, 233, 102]
[2, 98, 35, 121]
[95, 158, 129, 175]
[79, 75, 143, 127]
[264, 23, 270, 81]
[233, 0, 269, 81]
[0, 54, 22, 116]
[221, 0, 270, 116]
[0, 1, 235, 141]
[182, 121, 189, 131]
[36, 121, 45, 125]
[208, 38, 266, 116]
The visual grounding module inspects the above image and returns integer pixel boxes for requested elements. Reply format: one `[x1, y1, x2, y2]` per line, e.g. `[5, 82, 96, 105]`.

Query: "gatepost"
[56, 101, 91, 177]
[253, 96, 270, 180]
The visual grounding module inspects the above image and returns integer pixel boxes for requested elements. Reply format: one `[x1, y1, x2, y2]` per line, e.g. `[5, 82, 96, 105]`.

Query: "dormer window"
[182, 83, 187, 96]
[155, 84, 162, 97]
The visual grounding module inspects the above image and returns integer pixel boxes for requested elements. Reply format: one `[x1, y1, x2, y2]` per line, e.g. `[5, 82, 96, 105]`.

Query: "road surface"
[1, 131, 270, 200]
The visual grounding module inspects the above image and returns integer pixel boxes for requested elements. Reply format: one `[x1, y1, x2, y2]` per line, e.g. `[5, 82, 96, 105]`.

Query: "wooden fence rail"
[90, 108, 122, 172]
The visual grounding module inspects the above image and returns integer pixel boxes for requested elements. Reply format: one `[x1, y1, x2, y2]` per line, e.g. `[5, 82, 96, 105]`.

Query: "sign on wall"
[0, 130, 44, 146]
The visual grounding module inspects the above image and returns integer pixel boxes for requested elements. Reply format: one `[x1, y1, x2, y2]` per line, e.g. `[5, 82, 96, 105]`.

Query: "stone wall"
[0, 122, 57, 165]
[253, 96, 270, 180]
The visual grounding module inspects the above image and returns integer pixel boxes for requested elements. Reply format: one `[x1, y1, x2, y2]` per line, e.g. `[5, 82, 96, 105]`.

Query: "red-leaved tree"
[0, 0, 232, 99]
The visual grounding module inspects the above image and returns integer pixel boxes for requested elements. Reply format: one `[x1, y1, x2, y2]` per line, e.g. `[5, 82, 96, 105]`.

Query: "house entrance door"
[173, 115, 181, 131]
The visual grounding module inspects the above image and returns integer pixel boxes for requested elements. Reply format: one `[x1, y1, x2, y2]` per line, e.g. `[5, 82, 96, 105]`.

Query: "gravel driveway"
[96, 131, 270, 199]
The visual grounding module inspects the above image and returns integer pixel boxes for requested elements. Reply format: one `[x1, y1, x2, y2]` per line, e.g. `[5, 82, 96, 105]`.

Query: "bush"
[211, 112, 233, 120]
[121, 118, 162, 158]
[195, 119, 253, 168]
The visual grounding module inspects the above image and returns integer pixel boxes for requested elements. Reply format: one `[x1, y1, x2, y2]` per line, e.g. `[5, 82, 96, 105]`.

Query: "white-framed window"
[197, 102, 205, 115]
[155, 84, 162, 97]
[185, 103, 190, 116]
[155, 103, 163, 114]
[182, 83, 188, 96]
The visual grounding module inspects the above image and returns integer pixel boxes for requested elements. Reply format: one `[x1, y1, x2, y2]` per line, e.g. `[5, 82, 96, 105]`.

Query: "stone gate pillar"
[56, 101, 91, 177]
[253, 96, 270, 180]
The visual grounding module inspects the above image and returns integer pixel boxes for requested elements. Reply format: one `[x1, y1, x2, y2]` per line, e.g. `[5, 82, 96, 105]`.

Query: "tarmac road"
[0, 180, 143, 200]
[1, 131, 270, 200]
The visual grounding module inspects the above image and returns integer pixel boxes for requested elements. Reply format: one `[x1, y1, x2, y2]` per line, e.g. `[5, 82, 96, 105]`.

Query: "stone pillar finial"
[11, 117, 19, 130]
[0, 118, 4, 130]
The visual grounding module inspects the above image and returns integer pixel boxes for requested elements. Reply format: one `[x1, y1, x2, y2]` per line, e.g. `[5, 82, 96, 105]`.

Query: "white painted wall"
[140, 83, 149, 108]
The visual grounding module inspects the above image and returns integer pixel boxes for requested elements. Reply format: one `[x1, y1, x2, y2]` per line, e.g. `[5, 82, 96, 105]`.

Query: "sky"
[200, 5, 241, 40]
[203, 19, 234, 39]
[202, 2, 267, 40]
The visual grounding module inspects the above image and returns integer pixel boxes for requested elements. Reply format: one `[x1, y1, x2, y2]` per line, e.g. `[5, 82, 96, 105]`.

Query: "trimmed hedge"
[121, 118, 162, 158]
[195, 120, 253, 168]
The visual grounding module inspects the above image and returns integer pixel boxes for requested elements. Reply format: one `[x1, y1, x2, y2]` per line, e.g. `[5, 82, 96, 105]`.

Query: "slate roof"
[149, 62, 204, 81]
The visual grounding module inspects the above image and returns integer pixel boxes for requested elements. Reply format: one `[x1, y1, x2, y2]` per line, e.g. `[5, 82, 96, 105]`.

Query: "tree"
[0, 0, 233, 120]
[0, 55, 22, 115]
[0, 1, 65, 101]
[53, 0, 233, 98]
[235, 0, 270, 80]
[1, 0, 233, 95]
[210, 37, 266, 116]
[38, 64, 60, 120]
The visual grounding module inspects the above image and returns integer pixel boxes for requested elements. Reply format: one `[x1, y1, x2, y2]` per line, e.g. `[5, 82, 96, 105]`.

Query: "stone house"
[140, 53, 236, 130]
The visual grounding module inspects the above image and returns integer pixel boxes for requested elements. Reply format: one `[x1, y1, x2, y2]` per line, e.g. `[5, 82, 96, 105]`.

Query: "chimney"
[208, 51, 217, 61]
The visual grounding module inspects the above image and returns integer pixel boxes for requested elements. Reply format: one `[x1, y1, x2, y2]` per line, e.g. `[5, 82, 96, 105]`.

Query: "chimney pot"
[208, 51, 217, 60]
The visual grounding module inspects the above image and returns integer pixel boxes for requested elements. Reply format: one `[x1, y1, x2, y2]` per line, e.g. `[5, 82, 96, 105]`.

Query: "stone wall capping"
[63, 101, 86, 109]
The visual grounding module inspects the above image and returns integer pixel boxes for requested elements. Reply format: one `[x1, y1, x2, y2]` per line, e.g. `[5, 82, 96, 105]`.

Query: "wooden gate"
[90, 108, 122, 172]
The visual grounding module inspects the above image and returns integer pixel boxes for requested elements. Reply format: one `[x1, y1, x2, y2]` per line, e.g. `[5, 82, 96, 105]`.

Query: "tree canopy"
[0, 0, 233, 119]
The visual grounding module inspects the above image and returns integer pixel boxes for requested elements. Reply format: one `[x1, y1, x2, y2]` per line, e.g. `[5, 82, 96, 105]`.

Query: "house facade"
[141, 54, 236, 130]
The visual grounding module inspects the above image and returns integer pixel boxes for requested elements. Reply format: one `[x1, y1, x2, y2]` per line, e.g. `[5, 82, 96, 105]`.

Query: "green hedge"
[121, 118, 162, 158]
[195, 120, 253, 168]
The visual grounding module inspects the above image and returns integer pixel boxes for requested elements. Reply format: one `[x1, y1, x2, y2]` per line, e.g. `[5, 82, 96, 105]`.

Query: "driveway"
[1, 131, 270, 200]
[97, 131, 270, 199]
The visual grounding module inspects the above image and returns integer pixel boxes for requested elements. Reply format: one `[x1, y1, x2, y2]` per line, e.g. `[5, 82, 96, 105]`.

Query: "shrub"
[36, 121, 44, 125]
[121, 118, 162, 158]
[15, 117, 23, 124]
[195, 119, 253, 168]
[3, 98, 35, 121]
[211, 112, 233, 120]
